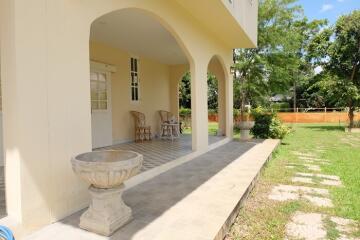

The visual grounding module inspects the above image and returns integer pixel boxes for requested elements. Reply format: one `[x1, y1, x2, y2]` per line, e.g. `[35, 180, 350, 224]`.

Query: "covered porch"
[0, 0, 257, 237]
[88, 7, 231, 151]
[100, 135, 226, 173]
[22, 139, 279, 240]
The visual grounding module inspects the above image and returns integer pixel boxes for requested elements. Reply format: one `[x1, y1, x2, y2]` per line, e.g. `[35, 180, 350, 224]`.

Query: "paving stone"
[303, 195, 334, 208]
[292, 176, 314, 184]
[303, 164, 321, 171]
[286, 212, 360, 240]
[304, 160, 330, 165]
[331, 217, 358, 235]
[286, 212, 326, 240]
[293, 152, 317, 157]
[321, 179, 342, 186]
[294, 173, 342, 187]
[269, 185, 332, 207]
[299, 156, 325, 161]
[296, 172, 340, 181]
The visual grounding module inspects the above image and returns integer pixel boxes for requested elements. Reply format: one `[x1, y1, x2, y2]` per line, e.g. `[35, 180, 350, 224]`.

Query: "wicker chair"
[159, 110, 173, 123]
[158, 110, 180, 140]
[130, 111, 152, 142]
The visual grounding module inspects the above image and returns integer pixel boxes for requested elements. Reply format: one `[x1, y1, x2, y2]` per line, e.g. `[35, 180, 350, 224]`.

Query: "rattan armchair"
[130, 111, 152, 142]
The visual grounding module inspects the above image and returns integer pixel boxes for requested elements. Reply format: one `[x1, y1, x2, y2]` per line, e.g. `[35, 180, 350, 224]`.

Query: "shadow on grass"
[302, 125, 345, 132]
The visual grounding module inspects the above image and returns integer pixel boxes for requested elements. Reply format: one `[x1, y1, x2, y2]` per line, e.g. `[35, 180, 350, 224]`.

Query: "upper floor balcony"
[175, 0, 258, 48]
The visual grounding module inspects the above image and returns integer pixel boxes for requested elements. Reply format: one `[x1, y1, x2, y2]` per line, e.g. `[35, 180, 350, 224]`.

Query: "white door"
[90, 70, 113, 149]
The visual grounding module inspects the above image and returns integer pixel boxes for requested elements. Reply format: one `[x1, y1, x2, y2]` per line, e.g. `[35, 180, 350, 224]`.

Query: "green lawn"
[226, 123, 360, 240]
[182, 122, 242, 138]
[182, 122, 219, 136]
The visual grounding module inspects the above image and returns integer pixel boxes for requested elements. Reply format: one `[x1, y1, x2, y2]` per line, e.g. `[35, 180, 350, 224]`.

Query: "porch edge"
[124, 137, 232, 190]
[214, 139, 280, 240]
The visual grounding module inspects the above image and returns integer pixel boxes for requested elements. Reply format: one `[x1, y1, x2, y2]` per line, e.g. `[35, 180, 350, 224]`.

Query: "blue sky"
[297, 0, 359, 24]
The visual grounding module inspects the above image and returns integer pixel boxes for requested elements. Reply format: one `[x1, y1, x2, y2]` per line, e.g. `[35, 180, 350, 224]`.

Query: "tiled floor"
[24, 139, 279, 240]
[0, 134, 224, 219]
[102, 135, 225, 172]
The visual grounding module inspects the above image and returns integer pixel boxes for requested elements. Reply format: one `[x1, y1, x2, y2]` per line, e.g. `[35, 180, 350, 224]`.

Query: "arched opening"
[207, 55, 227, 144]
[88, 8, 193, 169]
[178, 71, 192, 137]
[176, 54, 228, 146]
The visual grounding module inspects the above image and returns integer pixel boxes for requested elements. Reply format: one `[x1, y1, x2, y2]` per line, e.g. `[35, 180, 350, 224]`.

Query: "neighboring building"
[0, 0, 258, 236]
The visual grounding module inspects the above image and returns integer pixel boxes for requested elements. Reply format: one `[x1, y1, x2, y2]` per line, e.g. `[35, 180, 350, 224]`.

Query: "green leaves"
[233, 0, 325, 109]
[306, 10, 360, 124]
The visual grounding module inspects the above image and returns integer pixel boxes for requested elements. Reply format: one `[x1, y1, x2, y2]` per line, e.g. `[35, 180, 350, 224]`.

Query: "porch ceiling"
[90, 9, 188, 65]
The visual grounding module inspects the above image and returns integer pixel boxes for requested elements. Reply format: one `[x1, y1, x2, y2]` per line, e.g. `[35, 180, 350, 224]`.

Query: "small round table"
[160, 123, 180, 141]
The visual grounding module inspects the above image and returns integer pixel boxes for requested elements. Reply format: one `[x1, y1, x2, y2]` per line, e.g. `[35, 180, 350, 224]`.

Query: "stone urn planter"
[71, 150, 143, 236]
[237, 121, 255, 140]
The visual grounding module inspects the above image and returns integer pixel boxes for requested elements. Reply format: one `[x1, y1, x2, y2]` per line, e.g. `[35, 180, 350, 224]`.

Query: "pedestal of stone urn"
[237, 121, 255, 141]
[71, 150, 143, 236]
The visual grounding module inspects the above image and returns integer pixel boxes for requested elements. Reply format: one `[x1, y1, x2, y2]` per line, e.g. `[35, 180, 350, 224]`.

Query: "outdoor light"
[230, 66, 236, 74]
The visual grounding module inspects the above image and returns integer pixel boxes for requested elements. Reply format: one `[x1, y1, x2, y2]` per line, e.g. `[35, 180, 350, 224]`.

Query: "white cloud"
[320, 4, 334, 12]
[314, 66, 323, 75]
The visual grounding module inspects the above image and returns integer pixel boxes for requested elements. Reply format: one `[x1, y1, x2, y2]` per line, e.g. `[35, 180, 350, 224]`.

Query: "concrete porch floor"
[23, 139, 279, 240]
[101, 135, 225, 172]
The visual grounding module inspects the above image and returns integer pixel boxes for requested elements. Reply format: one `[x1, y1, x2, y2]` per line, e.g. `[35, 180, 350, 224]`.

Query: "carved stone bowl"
[71, 150, 143, 189]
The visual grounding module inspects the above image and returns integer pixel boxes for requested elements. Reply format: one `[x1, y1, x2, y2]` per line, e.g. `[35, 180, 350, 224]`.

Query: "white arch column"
[225, 61, 234, 138]
[190, 60, 209, 150]
[0, 0, 92, 230]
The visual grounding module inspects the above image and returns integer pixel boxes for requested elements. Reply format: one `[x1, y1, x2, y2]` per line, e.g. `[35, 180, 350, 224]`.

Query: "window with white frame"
[90, 72, 108, 110]
[130, 57, 139, 102]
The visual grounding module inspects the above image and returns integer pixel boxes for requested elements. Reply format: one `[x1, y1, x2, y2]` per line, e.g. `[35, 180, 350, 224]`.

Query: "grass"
[182, 122, 243, 139]
[225, 123, 360, 240]
[182, 122, 221, 136]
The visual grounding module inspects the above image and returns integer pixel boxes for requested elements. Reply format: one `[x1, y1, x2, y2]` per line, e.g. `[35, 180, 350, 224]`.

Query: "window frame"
[130, 57, 140, 103]
[90, 69, 112, 113]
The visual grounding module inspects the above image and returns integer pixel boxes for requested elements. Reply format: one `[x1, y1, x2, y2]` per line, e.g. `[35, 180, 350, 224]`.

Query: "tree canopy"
[307, 10, 360, 126]
[233, 0, 325, 111]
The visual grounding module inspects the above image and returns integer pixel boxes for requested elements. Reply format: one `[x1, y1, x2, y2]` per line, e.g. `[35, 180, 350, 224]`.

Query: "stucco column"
[225, 67, 234, 138]
[0, 0, 92, 231]
[217, 76, 226, 136]
[0, 0, 52, 227]
[190, 61, 208, 150]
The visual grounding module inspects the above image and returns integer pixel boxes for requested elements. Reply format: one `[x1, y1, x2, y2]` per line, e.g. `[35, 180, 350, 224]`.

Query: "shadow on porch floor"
[101, 135, 225, 172]
[24, 139, 279, 240]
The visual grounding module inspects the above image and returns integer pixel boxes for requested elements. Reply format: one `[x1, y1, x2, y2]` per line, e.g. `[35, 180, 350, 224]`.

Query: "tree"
[233, 0, 325, 114]
[207, 73, 219, 110]
[179, 72, 191, 109]
[179, 72, 220, 111]
[307, 10, 360, 128]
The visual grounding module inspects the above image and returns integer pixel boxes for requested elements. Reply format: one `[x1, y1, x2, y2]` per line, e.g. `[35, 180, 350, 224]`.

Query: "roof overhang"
[175, 0, 258, 48]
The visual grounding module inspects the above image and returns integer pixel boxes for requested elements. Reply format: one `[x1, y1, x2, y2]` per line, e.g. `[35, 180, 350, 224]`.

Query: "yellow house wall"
[0, 0, 254, 236]
[90, 41, 172, 143]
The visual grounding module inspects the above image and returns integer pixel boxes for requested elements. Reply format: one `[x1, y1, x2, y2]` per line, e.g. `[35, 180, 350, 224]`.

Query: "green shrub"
[179, 108, 191, 117]
[251, 107, 291, 139]
[233, 109, 241, 119]
[208, 109, 218, 115]
[270, 102, 290, 111]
